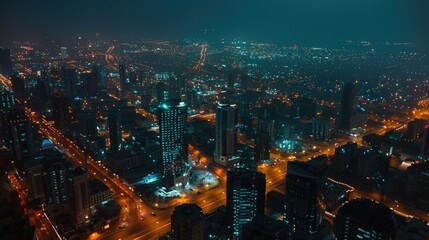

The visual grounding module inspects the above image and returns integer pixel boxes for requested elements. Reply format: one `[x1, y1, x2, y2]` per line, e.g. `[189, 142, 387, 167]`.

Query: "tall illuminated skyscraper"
[214, 102, 238, 168]
[8, 106, 35, 171]
[158, 99, 189, 188]
[284, 159, 327, 238]
[227, 169, 266, 239]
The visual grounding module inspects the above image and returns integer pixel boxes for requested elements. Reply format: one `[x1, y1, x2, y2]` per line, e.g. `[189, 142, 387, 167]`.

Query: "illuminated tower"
[214, 102, 238, 168]
[158, 99, 189, 188]
[284, 160, 327, 238]
[227, 169, 266, 239]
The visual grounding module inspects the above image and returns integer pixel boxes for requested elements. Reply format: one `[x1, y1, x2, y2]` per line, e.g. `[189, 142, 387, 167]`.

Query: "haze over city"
[0, 1, 429, 240]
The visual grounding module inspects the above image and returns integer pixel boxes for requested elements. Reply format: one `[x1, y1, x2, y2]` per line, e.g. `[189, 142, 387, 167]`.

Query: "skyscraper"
[406, 119, 426, 141]
[337, 82, 357, 132]
[227, 169, 266, 239]
[68, 167, 90, 229]
[158, 99, 189, 188]
[214, 102, 238, 168]
[119, 64, 126, 90]
[171, 204, 205, 240]
[81, 70, 99, 97]
[61, 67, 78, 99]
[8, 107, 35, 170]
[0, 89, 15, 143]
[0, 48, 13, 76]
[334, 199, 397, 240]
[312, 117, 333, 141]
[78, 109, 98, 137]
[421, 124, 429, 159]
[108, 109, 122, 152]
[10, 74, 25, 102]
[255, 118, 274, 163]
[284, 159, 327, 238]
[42, 152, 70, 215]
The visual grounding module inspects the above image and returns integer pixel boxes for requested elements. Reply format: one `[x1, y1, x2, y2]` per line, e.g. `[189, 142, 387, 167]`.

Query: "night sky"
[1, 0, 429, 47]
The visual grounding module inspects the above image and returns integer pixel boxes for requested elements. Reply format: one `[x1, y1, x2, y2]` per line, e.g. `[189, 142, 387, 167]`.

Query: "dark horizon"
[1, 0, 429, 48]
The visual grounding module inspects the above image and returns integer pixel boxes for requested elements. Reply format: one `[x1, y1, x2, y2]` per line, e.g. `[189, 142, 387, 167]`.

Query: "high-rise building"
[240, 215, 290, 240]
[158, 99, 189, 188]
[119, 64, 126, 90]
[68, 167, 90, 229]
[227, 169, 266, 239]
[171, 204, 205, 240]
[108, 109, 122, 152]
[81, 70, 100, 97]
[10, 74, 25, 102]
[0, 89, 15, 143]
[8, 107, 35, 170]
[420, 125, 429, 158]
[42, 153, 70, 215]
[294, 97, 316, 119]
[331, 142, 358, 176]
[406, 119, 426, 141]
[337, 82, 357, 132]
[312, 117, 333, 141]
[78, 110, 97, 137]
[52, 95, 72, 124]
[157, 81, 169, 103]
[214, 102, 238, 168]
[0, 48, 13, 76]
[255, 118, 274, 163]
[61, 67, 79, 99]
[334, 199, 397, 240]
[284, 159, 327, 238]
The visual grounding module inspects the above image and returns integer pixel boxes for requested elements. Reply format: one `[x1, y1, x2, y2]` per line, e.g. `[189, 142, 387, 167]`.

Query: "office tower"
[331, 142, 358, 176]
[240, 215, 290, 240]
[8, 107, 35, 170]
[186, 89, 198, 110]
[255, 118, 274, 162]
[52, 95, 72, 124]
[312, 117, 333, 141]
[214, 102, 238, 168]
[334, 199, 397, 240]
[227, 169, 266, 239]
[0, 89, 15, 142]
[405, 162, 429, 202]
[0, 48, 13, 76]
[25, 159, 45, 201]
[157, 81, 169, 103]
[35, 78, 49, 100]
[284, 160, 327, 238]
[420, 125, 429, 158]
[171, 204, 205, 240]
[158, 99, 189, 188]
[10, 74, 25, 102]
[42, 152, 70, 215]
[227, 72, 235, 89]
[61, 67, 78, 99]
[81, 71, 99, 97]
[356, 148, 387, 180]
[119, 64, 126, 90]
[406, 119, 426, 141]
[92, 64, 105, 90]
[68, 167, 90, 229]
[78, 110, 97, 137]
[337, 82, 357, 131]
[294, 97, 316, 119]
[108, 108, 122, 152]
